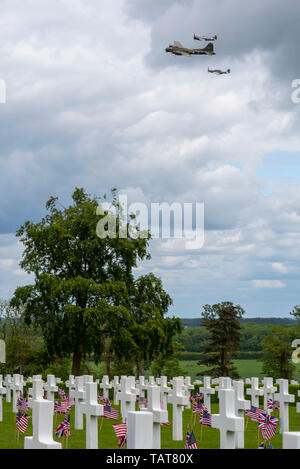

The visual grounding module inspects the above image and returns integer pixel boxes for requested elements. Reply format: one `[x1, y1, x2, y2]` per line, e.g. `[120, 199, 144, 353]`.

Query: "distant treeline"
[180, 317, 297, 328]
[174, 320, 298, 359]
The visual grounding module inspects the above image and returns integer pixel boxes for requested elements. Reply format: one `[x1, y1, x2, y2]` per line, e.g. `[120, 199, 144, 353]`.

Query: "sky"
[1, 0, 300, 318]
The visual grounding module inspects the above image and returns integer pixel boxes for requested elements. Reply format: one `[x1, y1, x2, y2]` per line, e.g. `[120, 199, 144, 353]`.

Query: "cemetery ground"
[1, 398, 299, 450]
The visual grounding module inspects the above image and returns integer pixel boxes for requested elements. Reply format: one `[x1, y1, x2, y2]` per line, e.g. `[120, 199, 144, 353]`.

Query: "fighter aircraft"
[194, 34, 217, 41]
[165, 41, 215, 57]
[208, 67, 230, 75]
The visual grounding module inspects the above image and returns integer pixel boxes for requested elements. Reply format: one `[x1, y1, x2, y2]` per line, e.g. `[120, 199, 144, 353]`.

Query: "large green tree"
[261, 325, 296, 380]
[197, 302, 244, 378]
[129, 273, 183, 376]
[11, 188, 180, 376]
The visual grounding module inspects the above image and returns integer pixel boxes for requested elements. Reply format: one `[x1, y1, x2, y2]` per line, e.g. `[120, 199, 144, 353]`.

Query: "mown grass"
[0, 399, 299, 450]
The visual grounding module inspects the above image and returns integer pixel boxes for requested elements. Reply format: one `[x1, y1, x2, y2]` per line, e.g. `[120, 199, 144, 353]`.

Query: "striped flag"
[63, 414, 71, 438]
[184, 429, 198, 449]
[102, 404, 118, 420]
[16, 412, 30, 434]
[267, 399, 280, 410]
[55, 420, 66, 438]
[113, 422, 127, 438]
[58, 389, 67, 401]
[54, 401, 71, 414]
[200, 410, 212, 427]
[258, 413, 278, 441]
[17, 397, 29, 412]
[245, 406, 264, 421]
[118, 435, 127, 448]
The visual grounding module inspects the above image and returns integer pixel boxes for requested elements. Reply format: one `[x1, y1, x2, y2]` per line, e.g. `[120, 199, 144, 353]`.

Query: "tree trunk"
[135, 360, 144, 378]
[72, 343, 83, 376]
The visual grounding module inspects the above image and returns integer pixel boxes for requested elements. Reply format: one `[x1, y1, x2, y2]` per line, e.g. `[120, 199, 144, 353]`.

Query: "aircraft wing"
[180, 51, 191, 57]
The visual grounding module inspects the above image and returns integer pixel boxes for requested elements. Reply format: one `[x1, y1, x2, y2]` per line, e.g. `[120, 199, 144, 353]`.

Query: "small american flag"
[54, 401, 71, 414]
[17, 397, 29, 412]
[16, 412, 30, 434]
[113, 422, 127, 438]
[184, 429, 198, 449]
[258, 413, 278, 441]
[200, 410, 212, 427]
[193, 402, 207, 414]
[102, 404, 118, 420]
[161, 421, 171, 426]
[58, 389, 67, 401]
[98, 392, 104, 402]
[245, 406, 264, 421]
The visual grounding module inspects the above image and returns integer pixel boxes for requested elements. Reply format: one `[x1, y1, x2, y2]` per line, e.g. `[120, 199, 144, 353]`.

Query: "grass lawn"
[0, 399, 299, 450]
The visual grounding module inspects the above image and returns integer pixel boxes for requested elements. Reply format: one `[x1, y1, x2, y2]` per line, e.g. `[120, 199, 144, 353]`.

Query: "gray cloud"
[0, 0, 300, 316]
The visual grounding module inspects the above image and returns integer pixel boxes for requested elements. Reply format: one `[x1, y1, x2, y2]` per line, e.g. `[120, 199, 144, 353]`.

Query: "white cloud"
[251, 280, 286, 289]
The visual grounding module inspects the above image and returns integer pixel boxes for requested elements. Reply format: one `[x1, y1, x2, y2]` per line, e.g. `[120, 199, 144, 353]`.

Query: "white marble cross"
[70, 376, 85, 430]
[127, 411, 153, 449]
[136, 376, 147, 408]
[100, 375, 112, 400]
[262, 377, 277, 410]
[216, 377, 232, 397]
[148, 376, 155, 386]
[159, 376, 171, 411]
[12, 374, 23, 413]
[0, 375, 6, 421]
[4, 375, 12, 403]
[44, 375, 58, 402]
[183, 377, 194, 409]
[274, 379, 295, 433]
[246, 377, 264, 407]
[112, 376, 119, 405]
[65, 375, 75, 395]
[233, 380, 250, 448]
[24, 379, 61, 449]
[199, 376, 215, 413]
[211, 387, 244, 449]
[147, 385, 168, 449]
[168, 377, 188, 441]
[79, 381, 103, 449]
[117, 376, 136, 422]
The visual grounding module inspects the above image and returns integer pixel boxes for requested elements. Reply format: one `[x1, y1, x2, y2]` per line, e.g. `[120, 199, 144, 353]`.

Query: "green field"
[0, 399, 299, 449]
[179, 359, 300, 382]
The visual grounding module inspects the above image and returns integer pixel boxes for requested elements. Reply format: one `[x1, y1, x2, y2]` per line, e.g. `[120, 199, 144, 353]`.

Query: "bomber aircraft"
[165, 41, 215, 57]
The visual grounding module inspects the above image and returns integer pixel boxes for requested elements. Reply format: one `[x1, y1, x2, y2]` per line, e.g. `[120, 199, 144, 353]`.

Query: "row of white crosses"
[1, 372, 300, 449]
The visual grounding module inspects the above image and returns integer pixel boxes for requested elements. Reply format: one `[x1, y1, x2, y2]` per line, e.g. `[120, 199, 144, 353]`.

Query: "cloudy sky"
[1, 0, 300, 318]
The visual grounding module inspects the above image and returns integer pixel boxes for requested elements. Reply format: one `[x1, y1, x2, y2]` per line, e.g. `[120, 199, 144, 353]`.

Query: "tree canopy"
[11, 188, 181, 376]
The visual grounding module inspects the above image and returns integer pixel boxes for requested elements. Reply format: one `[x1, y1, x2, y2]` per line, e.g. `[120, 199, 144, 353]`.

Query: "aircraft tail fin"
[203, 42, 214, 53]
[174, 41, 183, 47]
